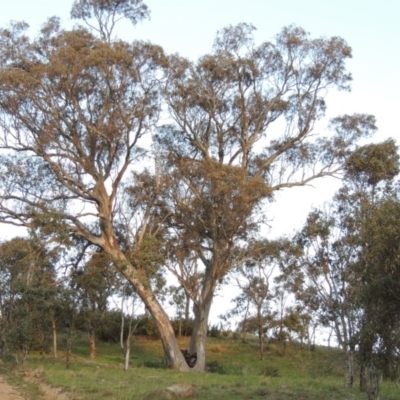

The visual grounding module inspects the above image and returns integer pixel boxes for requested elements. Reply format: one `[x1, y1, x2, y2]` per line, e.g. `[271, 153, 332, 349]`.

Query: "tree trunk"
[89, 329, 96, 359]
[188, 282, 215, 372]
[360, 363, 367, 392]
[188, 302, 209, 372]
[257, 304, 264, 360]
[66, 323, 73, 369]
[107, 246, 190, 371]
[258, 326, 264, 360]
[124, 341, 130, 371]
[345, 348, 354, 388]
[368, 364, 380, 400]
[178, 318, 182, 338]
[185, 294, 190, 322]
[141, 288, 189, 370]
[52, 317, 57, 359]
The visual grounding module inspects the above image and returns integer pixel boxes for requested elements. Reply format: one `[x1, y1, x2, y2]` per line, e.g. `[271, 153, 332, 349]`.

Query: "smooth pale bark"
[188, 304, 208, 372]
[120, 292, 135, 371]
[124, 345, 130, 371]
[120, 317, 131, 371]
[125, 274, 188, 370]
[188, 279, 216, 372]
[92, 183, 190, 371]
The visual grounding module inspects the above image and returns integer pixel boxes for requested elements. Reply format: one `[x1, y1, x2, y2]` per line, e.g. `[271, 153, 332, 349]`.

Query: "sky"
[1, 0, 399, 333]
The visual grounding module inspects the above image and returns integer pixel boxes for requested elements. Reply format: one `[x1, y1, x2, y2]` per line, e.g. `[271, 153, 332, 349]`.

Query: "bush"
[208, 324, 221, 338]
[134, 315, 160, 339]
[97, 310, 124, 342]
[171, 318, 194, 337]
[206, 360, 227, 374]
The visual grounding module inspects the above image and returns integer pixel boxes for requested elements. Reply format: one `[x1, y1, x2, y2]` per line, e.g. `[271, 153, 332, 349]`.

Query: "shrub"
[206, 360, 227, 374]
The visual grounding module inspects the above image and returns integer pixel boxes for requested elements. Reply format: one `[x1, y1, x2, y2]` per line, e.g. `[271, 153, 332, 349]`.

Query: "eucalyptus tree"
[343, 140, 400, 393]
[0, 0, 377, 371]
[226, 239, 288, 359]
[294, 208, 361, 388]
[0, 236, 59, 363]
[157, 23, 376, 370]
[72, 251, 117, 358]
[119, 282, 143, 370]
[289, 140, 400, 390]
[0, 0, 193, 370]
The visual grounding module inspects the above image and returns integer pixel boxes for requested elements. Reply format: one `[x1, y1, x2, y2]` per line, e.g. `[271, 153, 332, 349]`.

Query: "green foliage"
[96, 310, 124, 342]
[134, 316, 161, 339]
[0, 0, 382, 373]
[208, 324, 223, 338]
[0, 236, 60, 362]
[345, 139, 399, 186]
[206, 359, 227, 374]
[170, 318, 194, 337]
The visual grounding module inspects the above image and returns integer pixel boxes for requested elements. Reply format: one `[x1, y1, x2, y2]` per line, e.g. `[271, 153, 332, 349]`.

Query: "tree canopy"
[0, 0, 383, 371]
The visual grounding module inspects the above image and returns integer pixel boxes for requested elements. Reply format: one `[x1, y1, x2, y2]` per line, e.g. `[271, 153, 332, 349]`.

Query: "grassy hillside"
[2, 334, 399, 399]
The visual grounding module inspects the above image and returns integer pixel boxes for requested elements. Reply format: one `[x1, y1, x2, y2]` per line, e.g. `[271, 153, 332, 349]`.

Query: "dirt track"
[0, 373, 73, 400]
[0, 376, 25, 399]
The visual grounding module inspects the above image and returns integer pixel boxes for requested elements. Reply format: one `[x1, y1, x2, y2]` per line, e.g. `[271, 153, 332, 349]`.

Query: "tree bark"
[257, 305, 264, 360]
[368, 364, 381, 400]
[188, 281, 215, 372]
[101, 228, 190, 370]
[124, 342, 130, 371]
[52, 317, 57, 359]
[360, 363, 367, 392]
[188, 303, 208, 372]
[66, 323, 73, 369]
[258, 325, 264, 360]
[89, 329, 96, 359]
[345, 348, 354, 388]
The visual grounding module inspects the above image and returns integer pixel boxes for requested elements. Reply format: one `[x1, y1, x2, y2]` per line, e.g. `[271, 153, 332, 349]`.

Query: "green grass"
[3, 334, 400, 399]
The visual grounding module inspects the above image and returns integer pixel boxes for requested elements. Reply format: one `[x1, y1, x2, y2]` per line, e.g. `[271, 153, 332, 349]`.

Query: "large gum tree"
[0, 0, 191, 370]
[157, 23, 376, 371]
[0, 1, 376, 371]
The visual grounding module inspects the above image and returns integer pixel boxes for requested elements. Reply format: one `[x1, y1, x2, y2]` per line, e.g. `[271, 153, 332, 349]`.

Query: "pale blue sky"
[0, 0, 399, 236]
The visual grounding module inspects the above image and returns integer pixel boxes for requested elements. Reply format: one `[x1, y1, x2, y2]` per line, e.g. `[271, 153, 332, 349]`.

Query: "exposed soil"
[24, 369, 75, 400]
[0, 376, 25, 399]
[0, 371, 75, 400]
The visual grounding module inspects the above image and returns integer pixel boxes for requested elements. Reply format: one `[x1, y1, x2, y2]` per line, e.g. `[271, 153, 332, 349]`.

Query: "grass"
[2, 333, 400, 399]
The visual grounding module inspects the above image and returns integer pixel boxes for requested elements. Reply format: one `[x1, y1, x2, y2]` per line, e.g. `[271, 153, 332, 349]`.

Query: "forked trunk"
[188, 307, 208, 372]
[188, 290, 214, 372]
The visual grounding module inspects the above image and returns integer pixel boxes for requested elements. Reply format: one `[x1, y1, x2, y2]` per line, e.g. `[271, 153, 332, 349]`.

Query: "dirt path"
[0, 373, 74, 400]
[0, 376, 25, 399]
